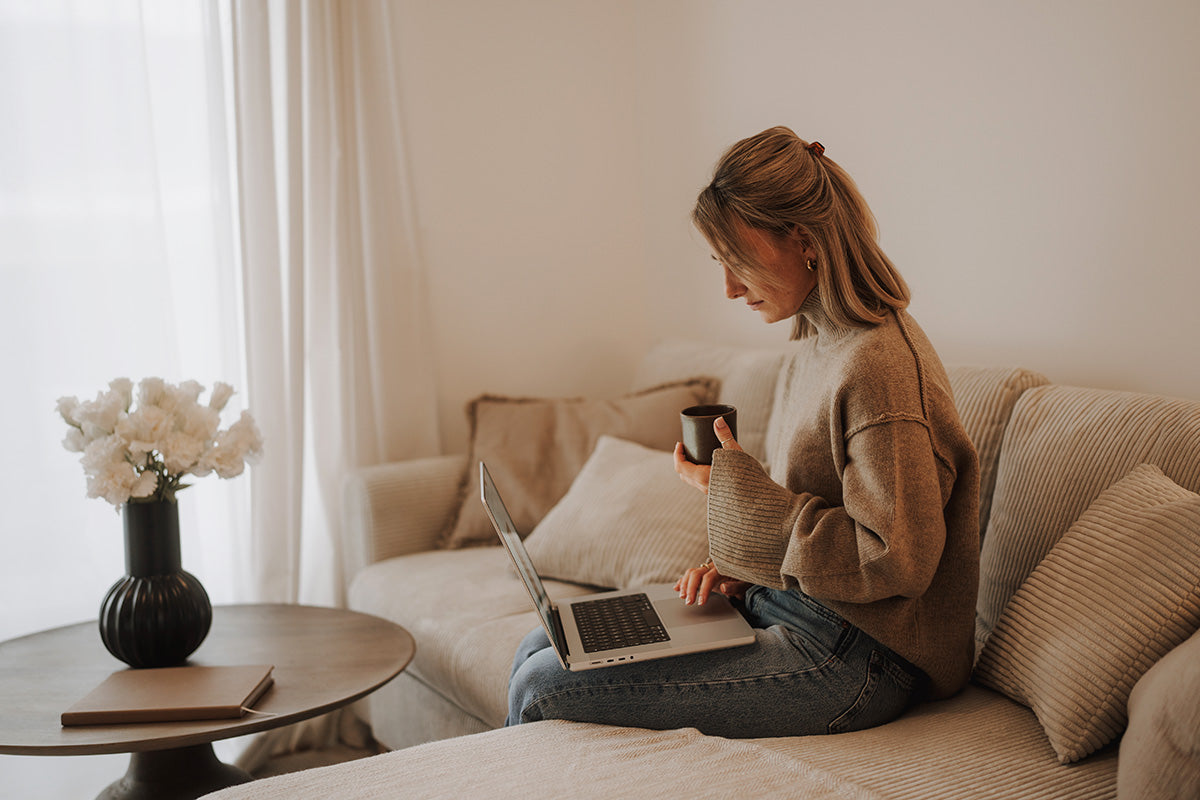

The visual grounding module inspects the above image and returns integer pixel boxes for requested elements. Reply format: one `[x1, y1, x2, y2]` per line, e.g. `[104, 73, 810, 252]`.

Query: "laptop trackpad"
[653, 592, 742, 627]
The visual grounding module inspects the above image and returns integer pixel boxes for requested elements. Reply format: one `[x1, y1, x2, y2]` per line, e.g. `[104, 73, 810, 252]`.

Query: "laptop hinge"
[550, 606, 571, 657]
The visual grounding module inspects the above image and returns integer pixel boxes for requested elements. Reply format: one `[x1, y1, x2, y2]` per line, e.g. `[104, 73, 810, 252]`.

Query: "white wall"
[393, 0, 1200, 454]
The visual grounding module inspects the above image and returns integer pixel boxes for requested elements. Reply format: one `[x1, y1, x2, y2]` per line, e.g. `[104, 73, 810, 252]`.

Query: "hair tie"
[806, 141, 825, 157]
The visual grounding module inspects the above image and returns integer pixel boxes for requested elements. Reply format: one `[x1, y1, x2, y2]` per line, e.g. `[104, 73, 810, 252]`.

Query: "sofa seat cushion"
[348, 547, 596, 727]
[206, 688, 1116, 800]
[755, 685, 1117, 799]
[207, 720, 885, 800]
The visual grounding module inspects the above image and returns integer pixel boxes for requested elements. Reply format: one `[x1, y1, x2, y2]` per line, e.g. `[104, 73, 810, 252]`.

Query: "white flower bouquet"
[58, 378, 264, 506]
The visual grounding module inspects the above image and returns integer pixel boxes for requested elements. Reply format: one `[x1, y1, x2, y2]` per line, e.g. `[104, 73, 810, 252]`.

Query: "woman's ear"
[789, 227, 817, 261]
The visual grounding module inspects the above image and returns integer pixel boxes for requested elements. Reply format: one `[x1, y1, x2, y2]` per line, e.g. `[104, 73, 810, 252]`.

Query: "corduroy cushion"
[944, 366, 1048, 538]
[976, 385, 1200, 654]
[523, 436, 708, 589]
[974, 464, 1200, 764]
[442, 379, 716, 548]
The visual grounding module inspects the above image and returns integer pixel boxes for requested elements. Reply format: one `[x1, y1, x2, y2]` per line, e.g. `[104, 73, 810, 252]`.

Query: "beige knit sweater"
[708, 293, 980, 699]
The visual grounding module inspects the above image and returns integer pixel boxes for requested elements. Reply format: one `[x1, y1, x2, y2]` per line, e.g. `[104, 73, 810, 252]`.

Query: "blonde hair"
[692, 126, 910, 338]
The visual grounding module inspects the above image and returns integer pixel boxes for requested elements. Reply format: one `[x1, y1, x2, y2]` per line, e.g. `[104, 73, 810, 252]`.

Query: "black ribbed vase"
[98, 499, 212, 668]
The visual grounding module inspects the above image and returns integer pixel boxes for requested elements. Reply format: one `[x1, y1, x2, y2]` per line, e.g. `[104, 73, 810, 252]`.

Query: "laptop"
[480, 461, 756, 671]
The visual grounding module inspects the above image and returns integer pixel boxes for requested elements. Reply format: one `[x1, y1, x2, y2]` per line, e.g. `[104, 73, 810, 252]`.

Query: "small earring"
[806, 259, 816, 272]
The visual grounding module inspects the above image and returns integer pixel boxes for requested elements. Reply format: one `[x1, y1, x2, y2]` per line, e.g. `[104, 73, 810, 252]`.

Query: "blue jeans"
[506, 586, 925, 738]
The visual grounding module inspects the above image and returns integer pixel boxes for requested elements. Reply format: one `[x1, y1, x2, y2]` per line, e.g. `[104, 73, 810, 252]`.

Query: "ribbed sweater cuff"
[707, 449, 795, 589]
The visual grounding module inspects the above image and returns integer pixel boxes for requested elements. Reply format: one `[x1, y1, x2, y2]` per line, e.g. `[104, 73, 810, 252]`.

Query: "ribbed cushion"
[524, 436, 708, 589]
[632, 340, 793, 465]
[975, 464, 1200, 763]
[976, 385, 1200, 654]
[945, 366, 1048, 538]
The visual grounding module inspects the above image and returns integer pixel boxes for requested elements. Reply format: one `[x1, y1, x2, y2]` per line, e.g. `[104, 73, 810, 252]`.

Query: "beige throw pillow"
[442, 379, 716, 549]
[975, 464, 1200, 764]
[523, 436, 709, 589]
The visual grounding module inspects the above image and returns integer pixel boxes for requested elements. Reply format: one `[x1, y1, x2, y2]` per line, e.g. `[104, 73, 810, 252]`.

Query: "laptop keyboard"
[572, 593, 670, 653]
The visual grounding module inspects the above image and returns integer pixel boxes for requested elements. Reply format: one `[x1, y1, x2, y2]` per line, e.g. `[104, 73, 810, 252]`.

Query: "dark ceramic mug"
[680, 404, 738, 465]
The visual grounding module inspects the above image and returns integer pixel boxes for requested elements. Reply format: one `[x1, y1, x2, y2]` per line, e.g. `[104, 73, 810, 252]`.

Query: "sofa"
[206, 339, 1200, 799]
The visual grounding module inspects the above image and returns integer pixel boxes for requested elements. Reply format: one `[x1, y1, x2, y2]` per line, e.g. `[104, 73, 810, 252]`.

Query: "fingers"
[673, 443, 711, 494]
[714, 417, 743, 452]
[677, 563, 721, 605]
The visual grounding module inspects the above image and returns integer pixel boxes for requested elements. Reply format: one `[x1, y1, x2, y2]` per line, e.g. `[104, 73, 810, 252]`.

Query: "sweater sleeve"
[707, 418, 950, 604]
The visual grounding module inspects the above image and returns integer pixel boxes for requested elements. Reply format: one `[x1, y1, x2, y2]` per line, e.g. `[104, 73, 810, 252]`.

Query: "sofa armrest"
[342, 454, 468, 584]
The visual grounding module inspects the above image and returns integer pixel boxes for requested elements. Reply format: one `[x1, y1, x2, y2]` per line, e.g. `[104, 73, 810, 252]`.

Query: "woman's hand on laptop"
[673, 417, 743, 494]
[675, 559, 751, 606]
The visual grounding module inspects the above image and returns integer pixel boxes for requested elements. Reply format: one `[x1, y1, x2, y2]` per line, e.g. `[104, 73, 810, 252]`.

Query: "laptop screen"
[479, 462, 562, 648]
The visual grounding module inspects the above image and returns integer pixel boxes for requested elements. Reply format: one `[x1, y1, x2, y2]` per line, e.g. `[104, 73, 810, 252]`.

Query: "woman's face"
[715, 225, 817, 325]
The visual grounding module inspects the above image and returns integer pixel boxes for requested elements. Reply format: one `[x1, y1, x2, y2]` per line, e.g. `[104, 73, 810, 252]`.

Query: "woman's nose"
[724, 266, 746, 299]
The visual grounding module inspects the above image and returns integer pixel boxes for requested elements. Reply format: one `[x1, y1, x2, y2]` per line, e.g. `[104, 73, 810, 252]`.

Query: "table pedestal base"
[96, 743, 252, 800]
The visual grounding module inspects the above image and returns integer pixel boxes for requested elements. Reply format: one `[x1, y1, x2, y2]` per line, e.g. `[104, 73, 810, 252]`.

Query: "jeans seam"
[827, 650, 882, 734]
[522, 657, 842, 721]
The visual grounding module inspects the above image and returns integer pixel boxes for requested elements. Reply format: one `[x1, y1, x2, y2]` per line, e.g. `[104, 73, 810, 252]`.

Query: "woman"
[507, 127, 979, 738]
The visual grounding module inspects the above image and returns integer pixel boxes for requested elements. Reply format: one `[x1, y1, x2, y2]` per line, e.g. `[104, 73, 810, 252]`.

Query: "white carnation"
[81, 435, 139, 505]
[63, 376, 263, 506]
[137, 377, 168, 410]
[108, 378, 134, 409]
[208, 382, 235, 412]
[179, 403, 220, 441]
[74, 388, 127, 439]
[199, 411, 264, 478]
[160, 431, 207, 475]
[116, 406, 173, 459]
[130, 470, 159, 500]
[56, 396, 81, 427]
[62, 427, 85, 453]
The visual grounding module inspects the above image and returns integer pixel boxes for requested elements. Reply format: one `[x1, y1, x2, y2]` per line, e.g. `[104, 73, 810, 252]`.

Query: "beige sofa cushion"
[524, 436, 708, 589]
[632, 340, 793, 465]
[945, 366, 1048, 537]
[207, 720, 891, 800]
[975, 464, 1200, 763]
[207, 688, 1117, 800]
[443, 379, 715, 548]
[756, 685, 1117, 799]
[1119, 628, 1200, 799]
[976, 385, 1200, 654]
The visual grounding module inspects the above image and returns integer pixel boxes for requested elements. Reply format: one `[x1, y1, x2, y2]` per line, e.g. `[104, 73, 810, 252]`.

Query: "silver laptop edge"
[479, 461, 573, 666]
[479, 461, 756, 671]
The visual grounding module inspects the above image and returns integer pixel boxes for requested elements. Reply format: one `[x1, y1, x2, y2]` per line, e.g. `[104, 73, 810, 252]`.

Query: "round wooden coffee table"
[0, 604, 414, 800]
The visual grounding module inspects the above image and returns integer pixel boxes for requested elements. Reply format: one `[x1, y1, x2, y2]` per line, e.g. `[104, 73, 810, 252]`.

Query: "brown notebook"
[61, 664, 275, 726]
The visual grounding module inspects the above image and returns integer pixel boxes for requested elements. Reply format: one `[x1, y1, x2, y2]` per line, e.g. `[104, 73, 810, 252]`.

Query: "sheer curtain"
[2, 0, 438, 783]
[0, 0, 246, 643]
[1, 2, 246, 792]
[224, 0, 441, 765]
[226, 0, 440, 608]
